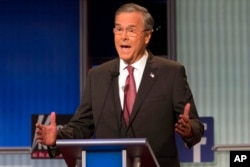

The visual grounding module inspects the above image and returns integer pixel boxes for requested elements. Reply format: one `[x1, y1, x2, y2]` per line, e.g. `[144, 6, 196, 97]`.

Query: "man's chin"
[118, 54, 132, 61]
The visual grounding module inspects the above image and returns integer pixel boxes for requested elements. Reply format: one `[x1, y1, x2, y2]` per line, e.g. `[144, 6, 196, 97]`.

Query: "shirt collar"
[119, 51, 148, 72]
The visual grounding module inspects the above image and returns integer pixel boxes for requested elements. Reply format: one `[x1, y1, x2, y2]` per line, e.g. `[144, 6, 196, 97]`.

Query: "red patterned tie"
[123, 65, 136, 126]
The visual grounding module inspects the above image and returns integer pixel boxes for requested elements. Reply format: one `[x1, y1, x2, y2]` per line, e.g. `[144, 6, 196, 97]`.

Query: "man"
[36, 3, 204, 167]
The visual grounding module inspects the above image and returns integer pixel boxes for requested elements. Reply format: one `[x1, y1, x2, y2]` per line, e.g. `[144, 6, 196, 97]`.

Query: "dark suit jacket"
[56, 54, 204, 167]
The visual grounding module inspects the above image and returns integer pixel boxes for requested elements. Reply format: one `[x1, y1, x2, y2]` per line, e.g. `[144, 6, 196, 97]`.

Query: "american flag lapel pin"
[149, 72, 155, 78]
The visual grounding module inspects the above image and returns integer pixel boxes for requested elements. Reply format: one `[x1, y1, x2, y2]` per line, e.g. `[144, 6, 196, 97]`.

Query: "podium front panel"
[82, 150, 123, 167]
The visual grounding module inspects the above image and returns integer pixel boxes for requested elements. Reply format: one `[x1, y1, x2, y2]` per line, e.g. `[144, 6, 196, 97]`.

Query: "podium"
[56, 138, 160, 167]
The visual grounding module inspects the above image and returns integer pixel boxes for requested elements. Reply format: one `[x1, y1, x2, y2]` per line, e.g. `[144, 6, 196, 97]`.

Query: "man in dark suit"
[36, 3, 204, 167]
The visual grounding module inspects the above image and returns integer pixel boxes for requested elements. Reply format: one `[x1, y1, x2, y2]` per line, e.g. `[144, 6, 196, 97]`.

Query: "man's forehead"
[115, 13, 143, 27]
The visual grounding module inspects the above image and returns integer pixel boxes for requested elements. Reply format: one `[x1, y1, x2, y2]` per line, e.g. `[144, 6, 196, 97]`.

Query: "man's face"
[114, 12, 152, 64]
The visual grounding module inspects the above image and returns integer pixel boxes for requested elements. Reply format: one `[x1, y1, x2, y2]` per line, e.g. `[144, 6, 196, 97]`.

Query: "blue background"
[0, 0, 80, 146]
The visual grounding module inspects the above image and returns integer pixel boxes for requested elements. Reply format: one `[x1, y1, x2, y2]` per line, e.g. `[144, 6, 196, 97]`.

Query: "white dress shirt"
[118, 52, 148, 109]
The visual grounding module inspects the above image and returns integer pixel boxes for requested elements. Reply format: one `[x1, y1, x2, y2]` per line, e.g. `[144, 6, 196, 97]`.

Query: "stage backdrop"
[0, 0, 80, 146]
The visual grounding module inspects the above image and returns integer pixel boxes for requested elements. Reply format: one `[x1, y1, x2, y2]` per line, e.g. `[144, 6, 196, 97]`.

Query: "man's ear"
[145, 30, 153, 45]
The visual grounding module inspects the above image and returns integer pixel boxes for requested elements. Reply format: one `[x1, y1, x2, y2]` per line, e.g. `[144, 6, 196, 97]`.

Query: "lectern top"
[56, 138, 160, 167]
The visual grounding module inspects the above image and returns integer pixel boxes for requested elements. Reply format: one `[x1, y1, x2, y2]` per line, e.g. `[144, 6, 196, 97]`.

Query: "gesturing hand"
[175, 103, 193, 138]
[35, 112, 57, 146]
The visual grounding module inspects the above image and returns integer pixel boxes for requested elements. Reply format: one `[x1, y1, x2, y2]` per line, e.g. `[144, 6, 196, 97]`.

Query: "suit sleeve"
[47, 71, 95, 157]
[172, 65, 204, 148]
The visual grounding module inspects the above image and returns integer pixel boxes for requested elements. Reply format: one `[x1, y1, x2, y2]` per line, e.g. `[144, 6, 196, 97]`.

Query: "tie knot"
[126, 65, 134, 74]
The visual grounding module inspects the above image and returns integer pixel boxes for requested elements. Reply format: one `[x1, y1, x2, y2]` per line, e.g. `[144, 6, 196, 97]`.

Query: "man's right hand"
[35, 112, 57, 146]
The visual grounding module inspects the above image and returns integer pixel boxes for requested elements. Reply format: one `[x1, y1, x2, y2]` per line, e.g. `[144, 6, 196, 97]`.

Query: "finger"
[35, 128, 41, 134]
[175, 122, 191, 137]
[50, 112, 56, 126]
[183, 103, 190, 117]
[175, 122, 185, 131]
[175, 124, 185, 135]
[36, 123, 42, 129]
[37, 139, 45, 145]
[36, 135, 44, 140]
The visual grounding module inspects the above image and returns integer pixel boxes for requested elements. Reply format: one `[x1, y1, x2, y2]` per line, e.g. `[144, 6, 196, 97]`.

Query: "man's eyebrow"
[114, 24, 137, 28]
[127, 25, 137, 28]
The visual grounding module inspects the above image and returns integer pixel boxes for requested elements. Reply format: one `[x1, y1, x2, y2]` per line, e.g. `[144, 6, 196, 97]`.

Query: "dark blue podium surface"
[56, 138, 159, 167]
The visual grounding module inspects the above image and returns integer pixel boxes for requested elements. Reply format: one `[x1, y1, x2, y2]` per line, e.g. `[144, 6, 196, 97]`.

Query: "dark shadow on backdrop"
[86, 0, 176, 66]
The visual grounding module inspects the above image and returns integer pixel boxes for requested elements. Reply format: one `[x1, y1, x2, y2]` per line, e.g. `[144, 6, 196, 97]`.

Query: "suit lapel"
[109, 59, 124, 132]
[128, 55, 158, 126]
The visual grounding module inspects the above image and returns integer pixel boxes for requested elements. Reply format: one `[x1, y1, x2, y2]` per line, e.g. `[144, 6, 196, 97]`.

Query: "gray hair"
[115, 3, 154, 31]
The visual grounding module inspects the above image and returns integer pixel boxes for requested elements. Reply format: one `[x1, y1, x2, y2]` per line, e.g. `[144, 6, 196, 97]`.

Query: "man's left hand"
[175, 103, 193, 138]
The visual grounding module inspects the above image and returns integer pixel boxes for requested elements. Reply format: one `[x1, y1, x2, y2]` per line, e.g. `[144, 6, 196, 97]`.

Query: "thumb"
[184, 103, 190, 117]
[50, 111, 57, 126]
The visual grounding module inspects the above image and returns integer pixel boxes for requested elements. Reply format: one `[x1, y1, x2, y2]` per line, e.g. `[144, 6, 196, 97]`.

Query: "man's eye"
[116, 28, 123, 31]
[127, 29, 136, 33]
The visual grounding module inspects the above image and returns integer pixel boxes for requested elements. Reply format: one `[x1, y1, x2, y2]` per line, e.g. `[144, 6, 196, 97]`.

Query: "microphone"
[94, 71, 119, 138]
